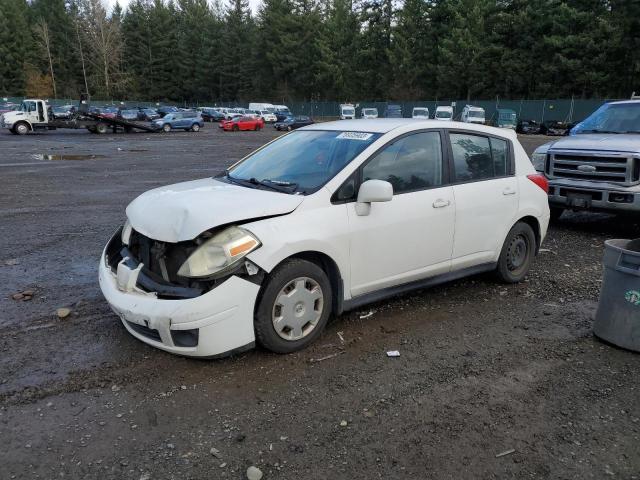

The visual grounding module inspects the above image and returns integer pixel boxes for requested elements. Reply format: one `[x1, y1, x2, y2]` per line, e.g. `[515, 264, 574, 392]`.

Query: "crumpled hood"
[126, 178, 304, 242]
[544, 134, 640, 153]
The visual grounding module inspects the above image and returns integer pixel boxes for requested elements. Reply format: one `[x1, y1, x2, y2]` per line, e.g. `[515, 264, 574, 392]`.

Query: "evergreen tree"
[0, 0, 32, 96]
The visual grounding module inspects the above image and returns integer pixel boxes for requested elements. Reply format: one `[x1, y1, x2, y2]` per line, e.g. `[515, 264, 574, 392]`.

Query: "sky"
[104, 0, 262, 14]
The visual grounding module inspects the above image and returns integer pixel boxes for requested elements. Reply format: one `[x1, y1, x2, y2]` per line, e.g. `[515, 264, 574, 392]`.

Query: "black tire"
[14, 122, 29, 135]
[9, 127, 18, 135]
[496, 222, 537, 283]
[191, 123, 200, 132]
[255, 259, 333, 354]
[162, 123, 171, 133]
[95, 122, 108, 134]
[550, 206, 564, 222]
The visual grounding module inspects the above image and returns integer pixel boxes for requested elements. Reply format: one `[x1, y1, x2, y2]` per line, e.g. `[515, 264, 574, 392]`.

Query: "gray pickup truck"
[531, 100, 640, 219]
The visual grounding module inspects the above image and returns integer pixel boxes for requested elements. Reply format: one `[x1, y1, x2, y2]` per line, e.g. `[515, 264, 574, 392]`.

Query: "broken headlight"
[177, 226, 261, 279]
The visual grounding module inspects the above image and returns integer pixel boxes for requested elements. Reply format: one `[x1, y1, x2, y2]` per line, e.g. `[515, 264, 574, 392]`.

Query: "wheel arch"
[255, 250, 345, 318]
[515, 215, 541, 254]
[14, 120, 33, 132]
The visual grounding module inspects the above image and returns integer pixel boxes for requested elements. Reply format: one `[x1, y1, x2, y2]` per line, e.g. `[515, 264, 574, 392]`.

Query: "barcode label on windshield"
[336, 132, 374, 141]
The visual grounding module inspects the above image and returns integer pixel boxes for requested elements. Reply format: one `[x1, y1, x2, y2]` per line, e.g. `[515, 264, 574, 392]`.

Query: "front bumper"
[99, 252, 259, 357]
[548, 178, 640, 213]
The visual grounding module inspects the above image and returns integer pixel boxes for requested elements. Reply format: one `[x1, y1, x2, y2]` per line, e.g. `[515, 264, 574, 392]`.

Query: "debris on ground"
[340, 420, 348, 427]
[309, 352, 344, 363]
[359, 310, 375, 319]
[11, 289, 34, 301]
[246, 465, 263, 480]
[386, 350, 400, 357]
[56, 307, 71, 319]
[495, 448, 515, 458]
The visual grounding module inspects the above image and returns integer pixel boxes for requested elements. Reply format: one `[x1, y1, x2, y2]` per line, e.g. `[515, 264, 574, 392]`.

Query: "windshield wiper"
[225, 171, 297, 194]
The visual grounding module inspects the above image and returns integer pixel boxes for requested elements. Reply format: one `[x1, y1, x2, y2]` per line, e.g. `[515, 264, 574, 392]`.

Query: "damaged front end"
[99, 224, 265, 357]
[104, 225, 264, 300]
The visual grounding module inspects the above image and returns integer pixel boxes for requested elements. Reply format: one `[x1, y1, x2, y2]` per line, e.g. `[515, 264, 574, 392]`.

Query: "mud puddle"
[31, 153, 106, 161]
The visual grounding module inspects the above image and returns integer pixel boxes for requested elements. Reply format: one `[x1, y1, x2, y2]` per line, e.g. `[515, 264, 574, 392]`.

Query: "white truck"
[1, 96, 155, 134]
[248, 102, 275, 112]
[340, 104, 356, 120]
[361, 107, 378, 119]
[434, 105, 454, 121]
[461, 105, 486, 124]
[412, 107, 430, 119]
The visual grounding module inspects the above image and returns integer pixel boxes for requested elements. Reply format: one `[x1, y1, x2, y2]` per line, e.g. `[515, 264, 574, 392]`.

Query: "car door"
[446, 130, 519, 269]
[345, 130, 455, 297]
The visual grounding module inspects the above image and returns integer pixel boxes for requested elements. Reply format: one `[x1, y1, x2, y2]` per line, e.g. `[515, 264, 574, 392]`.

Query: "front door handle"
[432, 199, 451, 208]
[502, 187, 516, 196]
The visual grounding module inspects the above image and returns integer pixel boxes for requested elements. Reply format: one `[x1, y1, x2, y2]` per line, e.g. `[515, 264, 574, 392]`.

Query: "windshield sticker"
[337, 132, 374, 141]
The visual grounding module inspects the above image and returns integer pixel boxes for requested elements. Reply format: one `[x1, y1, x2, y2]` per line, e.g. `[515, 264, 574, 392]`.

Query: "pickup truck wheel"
[162, 124, 171, 133]
[14, 122, 30, 135]
[254, 259, 332, 354]
[496, 222, 536, 283]
[191, 123, 200, 132]
[95, 123, 108, 134]
[550, 207, 564, 221]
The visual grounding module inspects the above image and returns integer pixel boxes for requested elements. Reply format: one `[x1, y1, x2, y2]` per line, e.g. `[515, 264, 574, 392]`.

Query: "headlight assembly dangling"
[177, 226, 261, 279]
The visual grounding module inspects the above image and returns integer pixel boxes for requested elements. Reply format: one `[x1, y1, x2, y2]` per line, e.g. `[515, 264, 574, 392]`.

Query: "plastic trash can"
[594, 239, 640, 352]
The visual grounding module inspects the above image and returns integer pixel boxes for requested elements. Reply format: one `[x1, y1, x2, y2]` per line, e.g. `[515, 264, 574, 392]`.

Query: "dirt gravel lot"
[0, 125, 639, 480]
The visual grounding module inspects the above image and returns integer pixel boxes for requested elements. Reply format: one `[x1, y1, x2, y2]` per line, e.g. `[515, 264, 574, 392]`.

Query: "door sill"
[341, 263, 496, 313]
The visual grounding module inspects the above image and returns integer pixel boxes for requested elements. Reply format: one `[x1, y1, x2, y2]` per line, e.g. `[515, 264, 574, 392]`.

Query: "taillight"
[527, 173, 549, 193]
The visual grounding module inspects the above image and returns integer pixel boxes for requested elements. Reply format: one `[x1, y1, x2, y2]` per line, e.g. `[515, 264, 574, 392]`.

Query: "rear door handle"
[503, 187, 517, 196]
[432, 199, 451, 208]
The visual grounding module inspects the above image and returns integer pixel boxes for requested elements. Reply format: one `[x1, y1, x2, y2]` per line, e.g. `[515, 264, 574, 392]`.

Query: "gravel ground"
[0, 125, 639, 479]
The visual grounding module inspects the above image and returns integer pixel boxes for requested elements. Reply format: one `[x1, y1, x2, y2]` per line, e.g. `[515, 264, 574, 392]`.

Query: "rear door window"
[449, 133, 510, 182]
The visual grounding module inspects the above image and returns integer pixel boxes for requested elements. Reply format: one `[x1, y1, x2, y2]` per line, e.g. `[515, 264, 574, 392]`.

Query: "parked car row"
[199, 104, 288, 123]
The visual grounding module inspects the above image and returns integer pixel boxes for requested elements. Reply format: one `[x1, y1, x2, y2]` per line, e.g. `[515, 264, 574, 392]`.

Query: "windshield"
[363, 109, 377, 115]
[436, 110, 452, 118]
[413, 109, 428, 116]
[572, 102, 640, 134]
[468, 110, 484, 118]
[342, 108, 355, 115]
[499, 111, 516, 121]
[227, 130, 381, 194]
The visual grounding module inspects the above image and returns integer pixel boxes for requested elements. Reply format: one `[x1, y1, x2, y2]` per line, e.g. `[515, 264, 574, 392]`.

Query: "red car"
[221, 116, 264, 132]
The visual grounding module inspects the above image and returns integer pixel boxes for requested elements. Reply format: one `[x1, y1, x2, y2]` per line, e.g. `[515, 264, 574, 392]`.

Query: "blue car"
[153, 111, 204, 133]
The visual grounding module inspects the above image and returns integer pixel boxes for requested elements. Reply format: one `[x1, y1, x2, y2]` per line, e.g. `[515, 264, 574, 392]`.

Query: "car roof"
[300, 119, 518, 138]
[607, 99, 640, 106]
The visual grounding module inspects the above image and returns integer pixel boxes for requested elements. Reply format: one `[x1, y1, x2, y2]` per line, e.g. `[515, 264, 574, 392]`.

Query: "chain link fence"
[2, 96, 619, 123]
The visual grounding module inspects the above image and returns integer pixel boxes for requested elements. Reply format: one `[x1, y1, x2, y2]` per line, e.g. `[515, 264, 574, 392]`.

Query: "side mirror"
[355, 179, 393, 216]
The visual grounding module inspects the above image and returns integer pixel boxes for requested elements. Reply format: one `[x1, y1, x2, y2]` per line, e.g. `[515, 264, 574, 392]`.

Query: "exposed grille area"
[548, 151, 639, 185]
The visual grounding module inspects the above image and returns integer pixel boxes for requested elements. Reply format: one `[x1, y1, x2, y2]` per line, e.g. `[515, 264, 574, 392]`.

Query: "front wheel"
[254, 259, 332, 354]
[191, 123, 200, 132]
[95, 122, 108, 134]
[162, 123, 171, 133]
[496, 222, 536, 283]
[14, 122, 30, 135]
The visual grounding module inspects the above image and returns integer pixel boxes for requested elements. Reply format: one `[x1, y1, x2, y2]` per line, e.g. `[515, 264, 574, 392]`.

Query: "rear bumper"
[99, 253, 259, 357]
[548, 179, 640, 213]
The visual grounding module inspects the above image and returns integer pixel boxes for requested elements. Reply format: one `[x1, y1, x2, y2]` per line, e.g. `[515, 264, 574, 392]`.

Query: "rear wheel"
[191, 123, 200, 132]
[162, 123, 171, 133]
[95, 123, 108, 134]
[14, 122, 29, 135]
[255, 259, 332, 354]
[550, 206, 564, 222]
[496, 222, 536, 283]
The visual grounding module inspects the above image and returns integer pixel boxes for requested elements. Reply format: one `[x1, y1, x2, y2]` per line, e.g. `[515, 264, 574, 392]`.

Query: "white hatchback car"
[99, 120, 550, 358]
